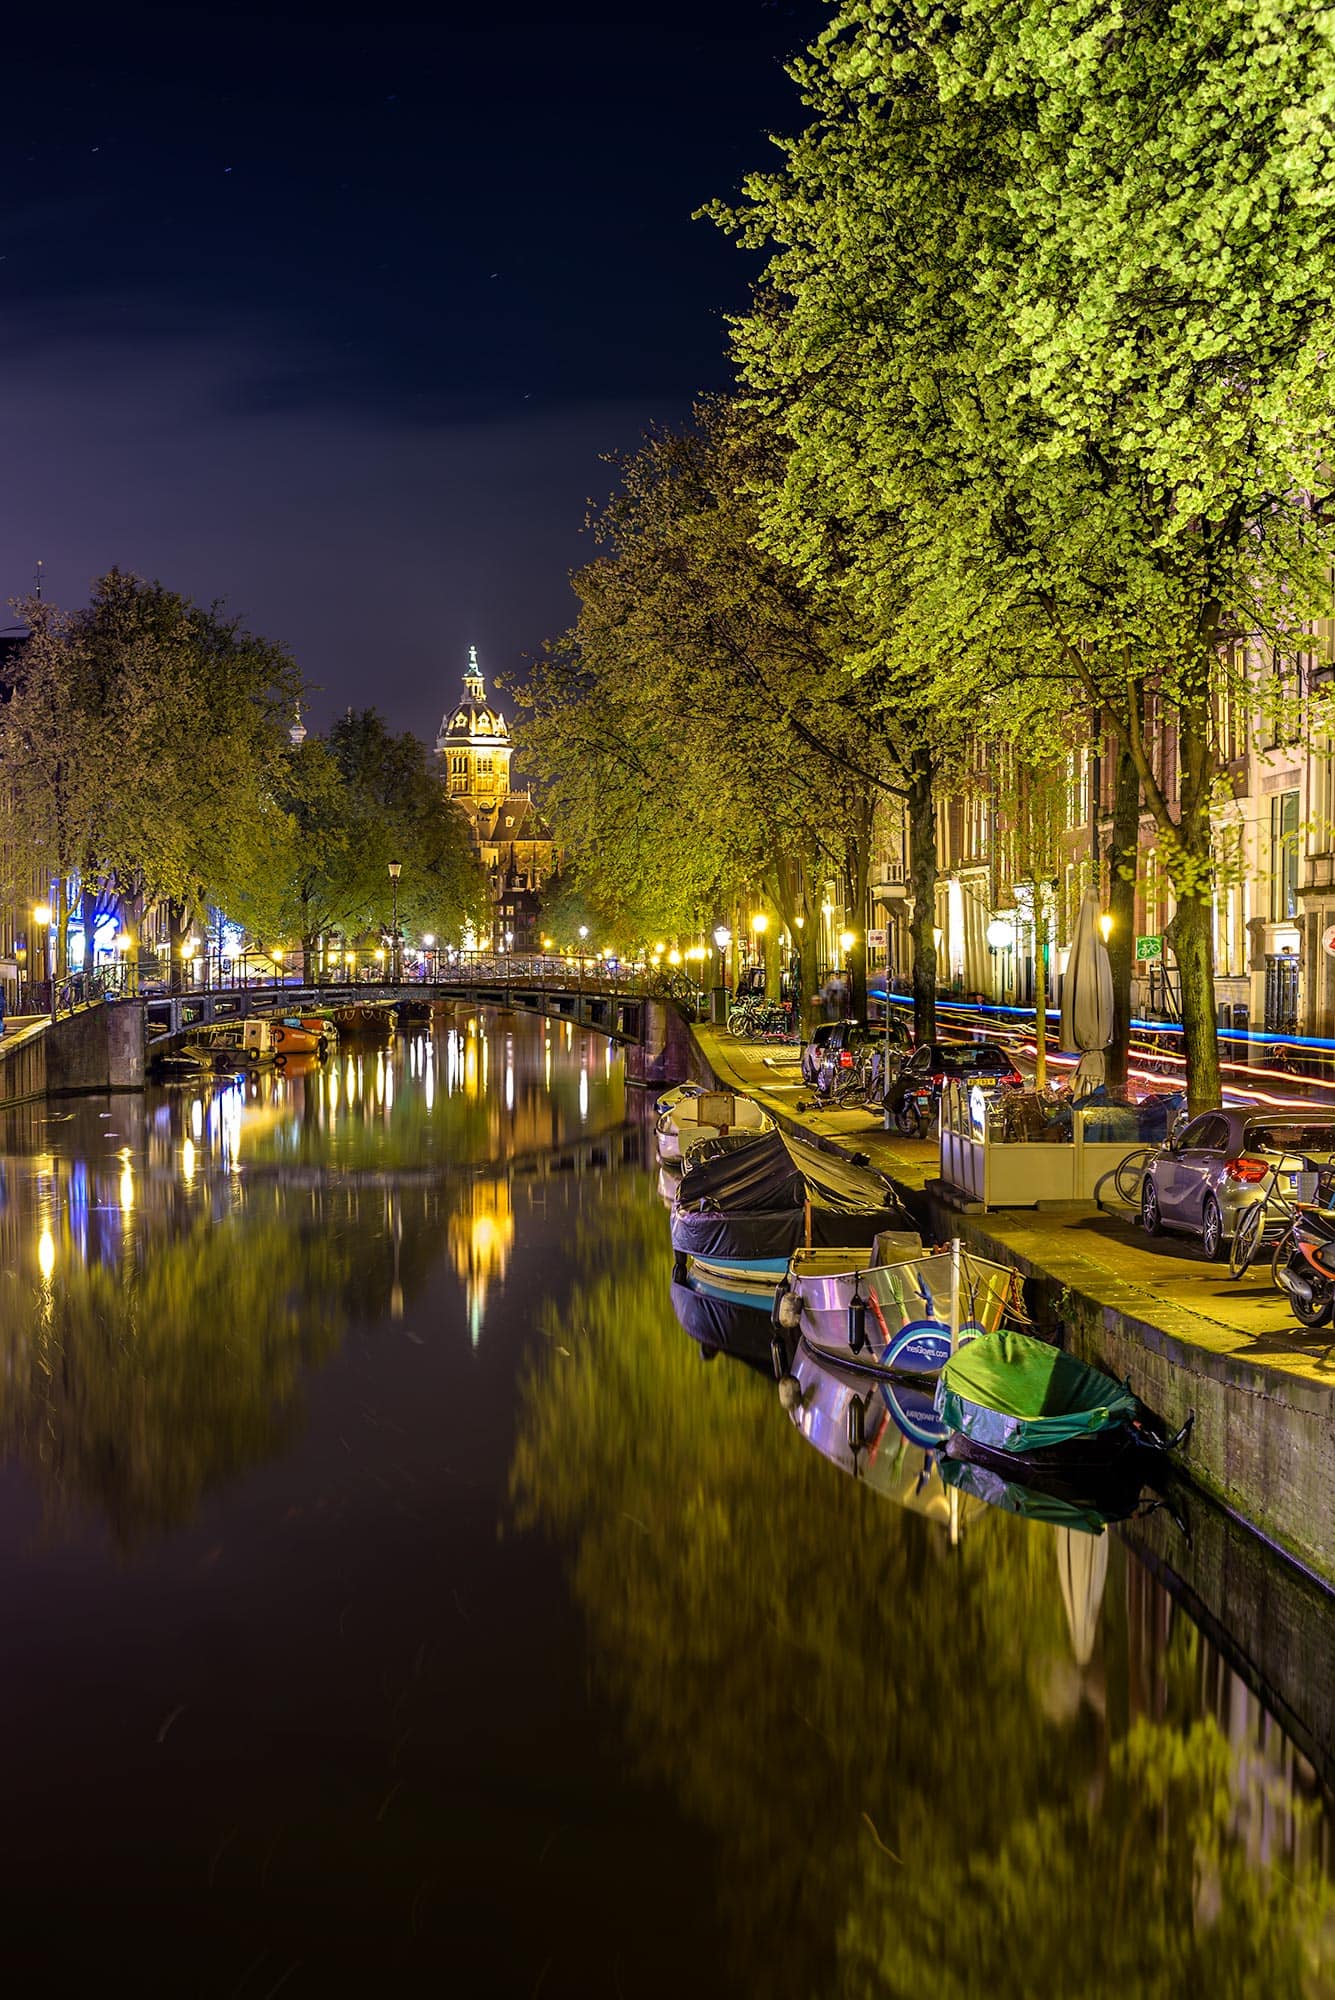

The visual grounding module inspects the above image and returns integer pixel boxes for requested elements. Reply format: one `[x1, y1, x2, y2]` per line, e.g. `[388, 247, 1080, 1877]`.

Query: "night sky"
[0, 1, 826, 735]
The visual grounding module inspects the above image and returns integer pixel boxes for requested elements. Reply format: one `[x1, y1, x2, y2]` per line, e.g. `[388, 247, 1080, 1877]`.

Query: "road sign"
[1136, 935, 1163, 962]
[867, 928, 887, 947]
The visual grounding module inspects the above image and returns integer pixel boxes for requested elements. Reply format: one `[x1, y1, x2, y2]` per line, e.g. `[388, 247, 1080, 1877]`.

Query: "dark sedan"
[885, 1040, 1023, 1129]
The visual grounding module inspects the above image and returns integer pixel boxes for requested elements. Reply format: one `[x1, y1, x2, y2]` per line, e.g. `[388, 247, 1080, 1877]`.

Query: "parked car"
[809, 1017, 910, 1099]
[1139, 1109, 1335, 1260]
[884, 1040, 1023, 1130]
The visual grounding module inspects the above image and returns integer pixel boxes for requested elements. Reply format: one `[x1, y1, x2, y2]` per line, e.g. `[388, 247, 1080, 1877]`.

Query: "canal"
[0, 1011, 1331, 1996]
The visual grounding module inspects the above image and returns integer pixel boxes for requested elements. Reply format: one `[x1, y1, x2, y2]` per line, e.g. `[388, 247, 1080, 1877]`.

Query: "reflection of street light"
[388, 861, 402, 982]
[33, 903, 54, 1021]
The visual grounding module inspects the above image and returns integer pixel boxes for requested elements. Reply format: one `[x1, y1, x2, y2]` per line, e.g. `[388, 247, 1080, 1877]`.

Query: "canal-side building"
[433, 647, 559, 951]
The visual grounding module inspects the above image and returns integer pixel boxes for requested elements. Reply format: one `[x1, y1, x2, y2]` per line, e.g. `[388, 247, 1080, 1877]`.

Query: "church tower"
[434, 644, 513, 815]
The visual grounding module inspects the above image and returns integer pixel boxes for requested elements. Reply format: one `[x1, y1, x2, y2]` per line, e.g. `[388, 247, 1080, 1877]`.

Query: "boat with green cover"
[935, 1329, 1188, 1476]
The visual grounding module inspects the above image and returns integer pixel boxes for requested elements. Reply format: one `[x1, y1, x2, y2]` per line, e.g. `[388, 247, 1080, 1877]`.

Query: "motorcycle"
[1272, 1195, 1335, 1328]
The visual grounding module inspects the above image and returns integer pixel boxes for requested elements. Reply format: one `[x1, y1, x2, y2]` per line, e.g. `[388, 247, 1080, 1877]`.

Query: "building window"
[1270, 789, 1300, 921]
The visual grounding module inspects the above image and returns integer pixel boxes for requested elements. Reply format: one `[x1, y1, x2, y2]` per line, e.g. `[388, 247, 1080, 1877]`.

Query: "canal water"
[0, 1011, 1331, 1997]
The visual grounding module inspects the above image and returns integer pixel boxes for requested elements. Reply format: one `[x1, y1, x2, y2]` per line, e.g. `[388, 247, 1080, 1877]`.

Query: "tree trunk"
[906, 745, 937, 1044]
[845, 817, 872, 1022]
[303, 933, 319, 984]
[1105, 743, 1141, 1090]
[1167, 889, 1220, 1115]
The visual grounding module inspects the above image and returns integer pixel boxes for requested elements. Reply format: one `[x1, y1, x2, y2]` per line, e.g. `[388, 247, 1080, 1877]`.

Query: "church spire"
[464, 643, 485, 703]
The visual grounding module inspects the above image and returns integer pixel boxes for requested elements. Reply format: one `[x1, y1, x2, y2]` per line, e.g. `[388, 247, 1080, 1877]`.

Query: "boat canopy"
[937, 1330, 1140, 1455]
[676, 1129, 897, 1217]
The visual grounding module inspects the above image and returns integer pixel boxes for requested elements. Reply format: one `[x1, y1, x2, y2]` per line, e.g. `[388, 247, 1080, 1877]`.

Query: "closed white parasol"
[1059, 888, 1115, 1094]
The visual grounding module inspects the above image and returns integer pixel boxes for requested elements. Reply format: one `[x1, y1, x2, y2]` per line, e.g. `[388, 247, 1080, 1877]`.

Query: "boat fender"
[272, 1026, 285, 1045]
[777, 1375, 802, 1413]
[769, 1333, 789, 1381]
[846, 1396, 865, 1453]
[847, 1276, 867, 1355]
[672, 1250, 689, 1283]
[777, 1290, 802, 1332]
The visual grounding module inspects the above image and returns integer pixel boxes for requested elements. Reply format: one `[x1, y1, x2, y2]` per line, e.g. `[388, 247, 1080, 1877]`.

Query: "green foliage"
[711, 0, 1335, 1104]
[515, 400, 906, 955]
[232, 708, 486, 950]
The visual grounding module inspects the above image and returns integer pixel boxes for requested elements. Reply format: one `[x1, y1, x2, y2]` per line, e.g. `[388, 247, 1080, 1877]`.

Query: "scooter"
[1273, 1199, 1335, 1328]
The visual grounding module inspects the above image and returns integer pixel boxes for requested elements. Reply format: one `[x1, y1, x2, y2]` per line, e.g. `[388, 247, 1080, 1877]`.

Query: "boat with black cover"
[670, 1127, 914, 1297]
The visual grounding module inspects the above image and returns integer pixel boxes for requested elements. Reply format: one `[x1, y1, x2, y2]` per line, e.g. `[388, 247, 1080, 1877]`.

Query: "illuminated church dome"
[435, 645, 512, 809]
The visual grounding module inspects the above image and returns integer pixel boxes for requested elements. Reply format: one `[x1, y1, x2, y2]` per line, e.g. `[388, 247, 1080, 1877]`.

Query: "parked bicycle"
[727, 996, 795, 1041]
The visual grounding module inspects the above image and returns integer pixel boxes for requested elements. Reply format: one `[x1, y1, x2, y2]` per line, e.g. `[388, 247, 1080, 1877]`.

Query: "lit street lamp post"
[34, 903, 55, 1021]
[388, 861, 402, 984]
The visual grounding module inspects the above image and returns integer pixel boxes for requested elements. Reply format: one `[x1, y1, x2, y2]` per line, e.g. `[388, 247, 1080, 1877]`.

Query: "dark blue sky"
[0, 1, 825, 733]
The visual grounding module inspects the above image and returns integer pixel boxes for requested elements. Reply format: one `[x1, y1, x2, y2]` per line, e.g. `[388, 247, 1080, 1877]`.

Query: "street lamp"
[33, 903, 54, 1021]
[423, 932, 435, 982]
[388, 861, 402, 983]
[1098, 911, 1114, 945]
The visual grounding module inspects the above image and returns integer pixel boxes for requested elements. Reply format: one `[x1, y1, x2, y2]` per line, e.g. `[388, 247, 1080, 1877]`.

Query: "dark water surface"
[1, 1011, 1331, 1998]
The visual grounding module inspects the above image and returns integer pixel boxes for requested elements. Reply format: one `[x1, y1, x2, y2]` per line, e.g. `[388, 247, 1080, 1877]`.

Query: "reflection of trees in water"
[510, 1181, 1334, 1998]
[3, 1212, 347, 1542]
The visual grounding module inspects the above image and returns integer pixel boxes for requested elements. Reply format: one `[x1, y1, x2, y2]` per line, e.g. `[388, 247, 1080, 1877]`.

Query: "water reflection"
[512, 1180, 1335, 1997]
[0, 1009, 625, 1544]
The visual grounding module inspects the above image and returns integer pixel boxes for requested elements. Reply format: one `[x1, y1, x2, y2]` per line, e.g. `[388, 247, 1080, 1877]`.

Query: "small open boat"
[654, 1081, 705, 1121]
[935, 1329, 1190, 1477]
[936, 1451, 1153, 1536]
[656, 1089, 774, 1165]
[777, 1239, 1014, 1377]
[670, 1128, 912, 1299]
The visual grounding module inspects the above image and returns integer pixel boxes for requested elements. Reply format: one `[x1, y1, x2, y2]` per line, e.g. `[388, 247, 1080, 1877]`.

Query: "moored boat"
[181, 1016, 325, 1068]
[778, 1240, 1014, 1376]
[935, 1329, 1191, 1477]
[670, 1128, 914, 1299]
[656, 1088, 774, 1165]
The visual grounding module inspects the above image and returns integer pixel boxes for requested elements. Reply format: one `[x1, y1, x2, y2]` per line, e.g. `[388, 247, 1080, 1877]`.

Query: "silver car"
[1140, 1109, 1335, 1260]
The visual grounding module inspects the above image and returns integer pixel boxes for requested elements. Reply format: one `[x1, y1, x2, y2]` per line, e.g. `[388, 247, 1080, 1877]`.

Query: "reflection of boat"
[182, 1017, 325, 1068]
[670, 1129, 912, 1296]
[781, 1339, 985, 1534]
[780, 1242, 1013, 1377]
[332, 1002, 397, 1040]
[393, 998, 439, 1029]
[656, 1090, 774, 1166]
[669, 1279, 776, 1375]
[937, 1452, 1148, 1540]
[936, 1330, 1189, 1478]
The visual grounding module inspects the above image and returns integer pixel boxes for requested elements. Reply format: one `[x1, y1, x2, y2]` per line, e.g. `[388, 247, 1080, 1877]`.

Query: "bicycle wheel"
[1113, 1148, 1150, 1206]
[1229, 1200, 1266, 1279]
[726, 1009, 748, 1037]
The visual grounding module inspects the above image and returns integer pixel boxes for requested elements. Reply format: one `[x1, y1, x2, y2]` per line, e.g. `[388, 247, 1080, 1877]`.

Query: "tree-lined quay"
[518, 0, 1335, 1116]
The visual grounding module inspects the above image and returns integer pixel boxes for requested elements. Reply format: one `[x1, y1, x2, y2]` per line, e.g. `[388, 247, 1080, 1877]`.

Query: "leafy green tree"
[713, 0, 1335, 1109]
[519, 402, 916, 1029]
[234, 710, 486, 974]
[0, 571, 302, 987]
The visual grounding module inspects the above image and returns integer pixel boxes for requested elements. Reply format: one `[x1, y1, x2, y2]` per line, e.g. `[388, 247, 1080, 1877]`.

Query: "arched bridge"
[141, 961, 699, 1087]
